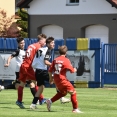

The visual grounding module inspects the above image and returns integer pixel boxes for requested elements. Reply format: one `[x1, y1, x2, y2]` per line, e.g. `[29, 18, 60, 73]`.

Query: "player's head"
[58, 45, 68, 55]
[17, 37, 25, 50]
[37, 34, 47, 47]
[46, 36, 55, 49]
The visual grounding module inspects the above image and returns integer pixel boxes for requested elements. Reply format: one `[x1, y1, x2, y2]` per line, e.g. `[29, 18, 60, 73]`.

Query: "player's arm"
[44, 60, 51, 66]
[48, 72, 53, 84]
[44, 49, 52, 66]
[4, 50, 19, 67]
[73, 68, 77, 72]
[48, 61, 55, 84]
[66, 59, 76, 73]
[4, 56, 14, 67]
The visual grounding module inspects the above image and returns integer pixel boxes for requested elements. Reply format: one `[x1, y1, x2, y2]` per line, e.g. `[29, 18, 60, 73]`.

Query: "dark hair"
[37, 34, 47, 41]
[17, 37, 24, 43]
[58, 45, 68, 55]
[46, 37, 54, 44]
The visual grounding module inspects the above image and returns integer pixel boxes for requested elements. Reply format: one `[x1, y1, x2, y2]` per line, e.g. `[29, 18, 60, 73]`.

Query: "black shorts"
[35, 69, 49, 86]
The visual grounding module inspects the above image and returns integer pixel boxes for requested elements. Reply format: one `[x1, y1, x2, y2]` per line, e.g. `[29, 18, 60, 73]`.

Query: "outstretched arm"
[44, 60, 51, 66]
[4, 56, 13, 67]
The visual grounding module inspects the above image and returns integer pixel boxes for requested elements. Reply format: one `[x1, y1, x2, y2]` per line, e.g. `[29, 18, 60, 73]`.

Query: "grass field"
[0, 87, 117, 117]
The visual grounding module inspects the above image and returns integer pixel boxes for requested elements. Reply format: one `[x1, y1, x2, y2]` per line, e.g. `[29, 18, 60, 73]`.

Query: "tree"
[7, 22, 20, 38]
[0, 9, 16, 37]
[16, 9, 28, 38]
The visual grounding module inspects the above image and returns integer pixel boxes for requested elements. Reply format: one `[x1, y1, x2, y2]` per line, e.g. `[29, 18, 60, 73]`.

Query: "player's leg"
[16, 81, 25, 109]
[28, 68, 45, 105]
[68, 91, 83, 113]
[46, 83, 68, 111]
[30, 69, 47, 109]
[56, 85, 70, 104]
[54, 79, 70, 103]
[35, 69, 48, 105]
[46, 91, 67, 111]
[16, 66, 26, 109]
[30, 84, 45, 109]
[67, 84, 83, 113]
[15, 72, 20, 89]
[34, 83, 46, 105]
[3, 72, 20, 90]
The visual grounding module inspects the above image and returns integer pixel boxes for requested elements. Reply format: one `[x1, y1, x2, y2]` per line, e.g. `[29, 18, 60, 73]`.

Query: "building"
[17, 0, 117, 44]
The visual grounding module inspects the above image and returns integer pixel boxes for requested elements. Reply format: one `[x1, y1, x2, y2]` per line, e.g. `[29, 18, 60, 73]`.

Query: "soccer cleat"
[30, 104, 38, 110]
[46, 99, 52, 111]
[39, 98, 47, 105]
[0, 85, 4, 92]
[16, 101, 25, 109]
[60, 97, 71, 104]
[72, 109, 83, 113]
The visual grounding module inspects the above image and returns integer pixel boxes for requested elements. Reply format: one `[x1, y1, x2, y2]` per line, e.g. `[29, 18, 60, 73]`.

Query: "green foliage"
[17, 9, 28, 20]
[20, 30, 28, 38]
[17, 20, 28, 30]
[16, 9, 28, 38]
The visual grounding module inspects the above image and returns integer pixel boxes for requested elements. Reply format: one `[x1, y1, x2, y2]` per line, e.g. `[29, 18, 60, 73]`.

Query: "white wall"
[42, 25, 63, 39]
[85, 25, 109, 44]
[28, 0, 117, 15]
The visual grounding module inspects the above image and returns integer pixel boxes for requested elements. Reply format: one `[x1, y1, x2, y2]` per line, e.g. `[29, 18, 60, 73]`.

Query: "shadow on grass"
[0, 102, 11, 104]
[27, 109, 56, 112]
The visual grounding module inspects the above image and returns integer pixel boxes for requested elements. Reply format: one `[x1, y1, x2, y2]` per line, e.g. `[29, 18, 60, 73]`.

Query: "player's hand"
[74, 68, 77, 72]
[4, 64, 9, 67]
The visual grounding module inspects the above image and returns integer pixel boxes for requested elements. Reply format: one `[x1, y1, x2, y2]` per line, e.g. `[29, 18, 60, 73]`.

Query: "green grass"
[0, 88, 117, 117]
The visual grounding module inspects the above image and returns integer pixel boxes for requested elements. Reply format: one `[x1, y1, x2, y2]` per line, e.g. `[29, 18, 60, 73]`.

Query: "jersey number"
[55, 63, 62, 74]
[38, 50, 42, 57]
[26, 48, 32, 57]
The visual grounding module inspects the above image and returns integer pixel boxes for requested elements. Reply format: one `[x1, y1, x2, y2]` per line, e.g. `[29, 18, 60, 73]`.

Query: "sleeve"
[44, 49, 51, 61]
[64, 59, 74, 73]
[11, 49, 19, 57]
[48, 60, 55, 72]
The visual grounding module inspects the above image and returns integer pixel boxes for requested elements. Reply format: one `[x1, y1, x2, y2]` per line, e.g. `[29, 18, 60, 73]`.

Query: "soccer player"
[4, 37, 25, 89]
[4, 38, 40, 101]
[16, 34, 47, 109]
[30, 37, 55, 109]
[30, 37, 70, 109]
[46, 45, 83, 113]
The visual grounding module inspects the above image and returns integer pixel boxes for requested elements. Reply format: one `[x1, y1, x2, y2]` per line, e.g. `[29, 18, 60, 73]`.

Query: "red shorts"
[55, 79, 75, 95]
[19, 64, 36, 83]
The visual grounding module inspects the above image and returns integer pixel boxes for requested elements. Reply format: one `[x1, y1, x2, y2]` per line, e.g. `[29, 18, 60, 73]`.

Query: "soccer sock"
[17, 86, 24, 102]
[30, 88, 36, 97]
[4, 84, 15, 89]
[51, 92, 66, 103]
[32, 97, 39, 104]
[35, 86, 44, 101]
[71, 93, 78, 109]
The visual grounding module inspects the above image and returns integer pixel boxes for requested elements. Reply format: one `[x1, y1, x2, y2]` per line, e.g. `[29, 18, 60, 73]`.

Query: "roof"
[17, 0, 33, 8]
[106, 0, 117, 8]
[17, 0, 117, 8]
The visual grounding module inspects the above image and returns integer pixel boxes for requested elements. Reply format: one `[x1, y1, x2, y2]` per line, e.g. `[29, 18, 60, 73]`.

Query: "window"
[66, 0, 79, 6]
[70, 0, 79, 3]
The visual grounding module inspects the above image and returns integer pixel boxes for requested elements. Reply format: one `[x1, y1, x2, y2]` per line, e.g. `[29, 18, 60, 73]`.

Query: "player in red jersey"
[46, 45, 83, 113]
[16, 34, 47, 108]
